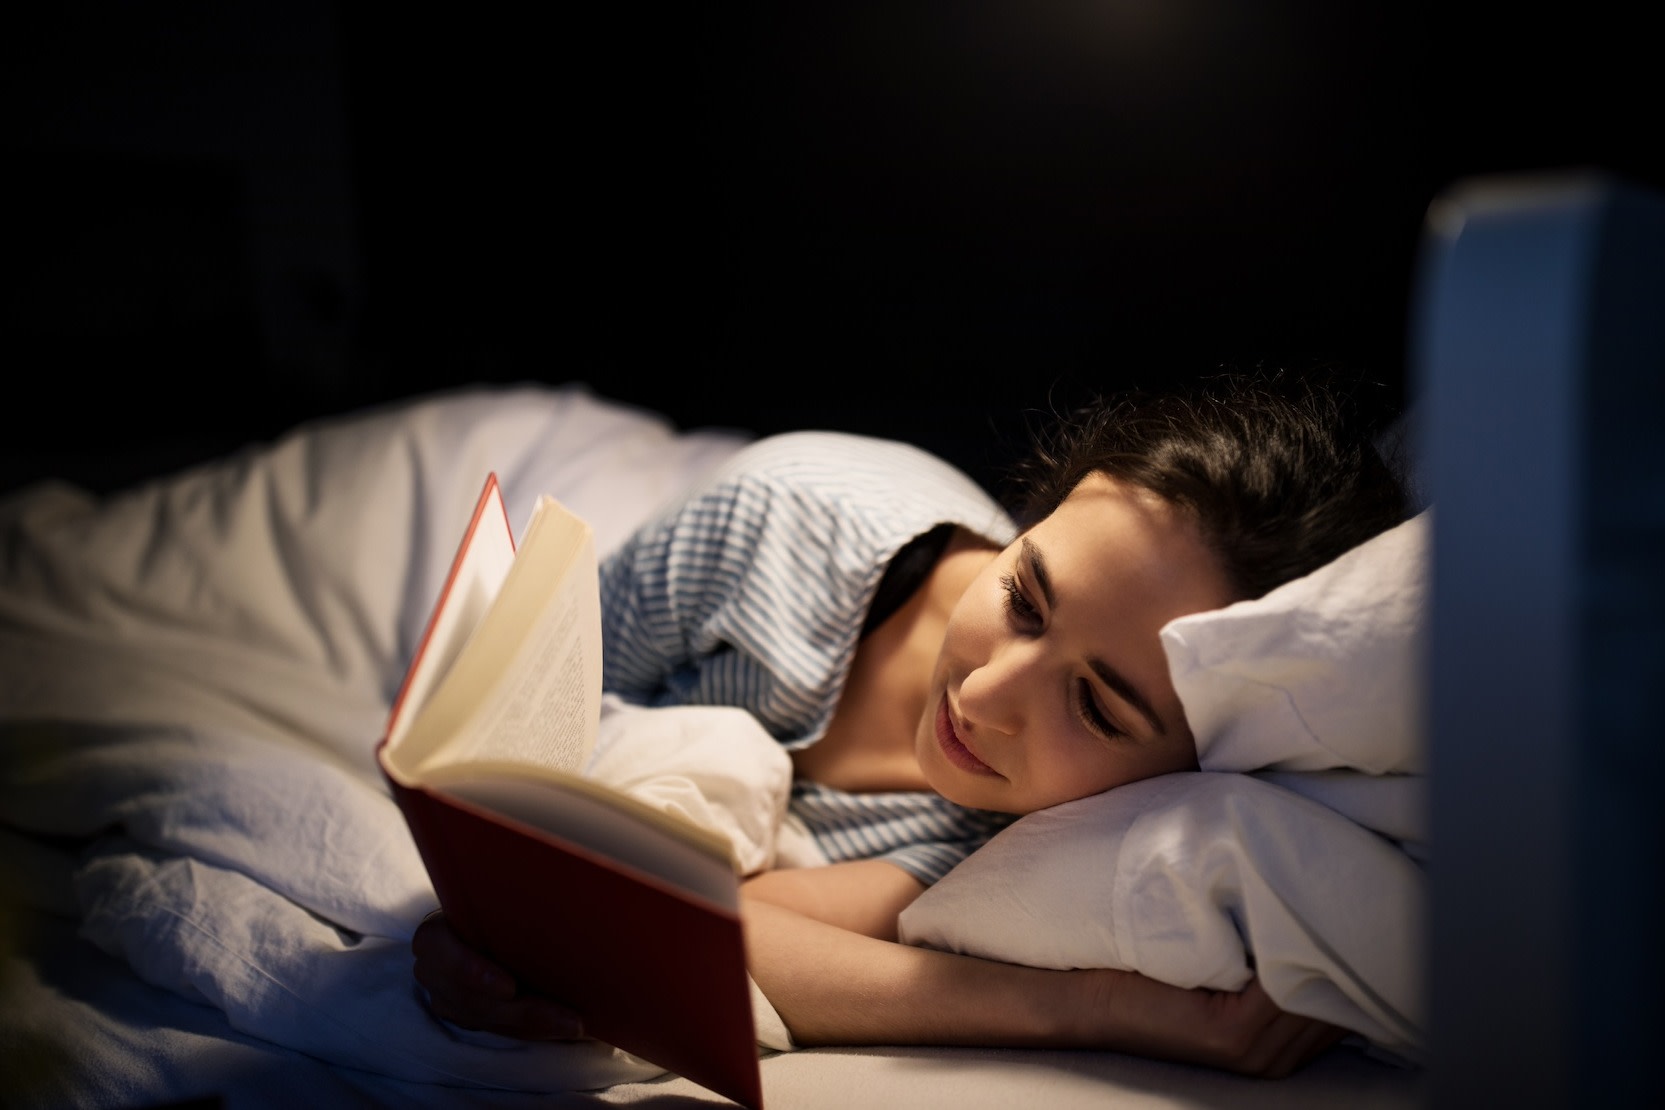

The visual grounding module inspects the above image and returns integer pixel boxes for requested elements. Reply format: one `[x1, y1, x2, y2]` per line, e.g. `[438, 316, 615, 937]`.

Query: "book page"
[441, 554, 599, 772]
[390, 494, 602, 779]
[385, 477, 516, 749]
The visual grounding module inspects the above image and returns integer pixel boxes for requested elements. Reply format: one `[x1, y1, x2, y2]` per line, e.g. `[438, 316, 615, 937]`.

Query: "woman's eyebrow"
[1021, 537, 1056, 606]
[1021, 537, 1166, 738]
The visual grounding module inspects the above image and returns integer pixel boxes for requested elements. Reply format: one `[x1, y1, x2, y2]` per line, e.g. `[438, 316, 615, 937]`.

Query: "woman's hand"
[1080, 969, 1348, 1079]
[410, 910, 587, 1041]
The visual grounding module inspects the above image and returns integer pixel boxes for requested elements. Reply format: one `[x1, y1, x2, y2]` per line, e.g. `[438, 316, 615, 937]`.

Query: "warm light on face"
[914, 472, 1236, 815]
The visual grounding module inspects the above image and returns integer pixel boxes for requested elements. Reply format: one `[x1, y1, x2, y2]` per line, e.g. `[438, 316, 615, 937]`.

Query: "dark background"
[3, 1, 1655, 496]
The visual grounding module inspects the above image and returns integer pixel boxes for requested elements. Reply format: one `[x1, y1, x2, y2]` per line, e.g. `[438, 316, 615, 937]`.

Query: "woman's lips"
[935, 696, 1000, 776]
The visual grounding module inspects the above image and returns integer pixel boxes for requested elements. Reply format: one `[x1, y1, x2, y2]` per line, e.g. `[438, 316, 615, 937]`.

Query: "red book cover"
[377, 474, 764, 1109]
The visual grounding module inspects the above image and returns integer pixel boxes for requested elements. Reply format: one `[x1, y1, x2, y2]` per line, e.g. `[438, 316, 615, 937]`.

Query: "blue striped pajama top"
[597, 431, 1020, 885]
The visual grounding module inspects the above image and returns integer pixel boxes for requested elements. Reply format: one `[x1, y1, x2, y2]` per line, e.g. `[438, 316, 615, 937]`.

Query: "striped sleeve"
[788, 781, 1016, 886]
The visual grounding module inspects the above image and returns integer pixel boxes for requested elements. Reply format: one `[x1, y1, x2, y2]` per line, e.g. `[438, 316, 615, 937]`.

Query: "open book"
[376, 473, 763, 1110]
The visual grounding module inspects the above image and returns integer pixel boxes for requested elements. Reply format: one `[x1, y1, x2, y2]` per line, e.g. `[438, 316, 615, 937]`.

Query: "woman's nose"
[958, 644, 1034, 736]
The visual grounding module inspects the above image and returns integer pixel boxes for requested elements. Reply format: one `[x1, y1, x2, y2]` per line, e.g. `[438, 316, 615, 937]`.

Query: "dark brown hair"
[1005, 372, 1410, 601]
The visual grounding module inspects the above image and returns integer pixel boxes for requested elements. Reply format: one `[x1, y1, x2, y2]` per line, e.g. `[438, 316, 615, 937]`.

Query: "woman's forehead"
[1028, 474, 1234, 611]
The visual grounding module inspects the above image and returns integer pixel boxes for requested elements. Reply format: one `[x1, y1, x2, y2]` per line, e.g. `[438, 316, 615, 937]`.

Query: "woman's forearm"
[742, 898, 1089, 1047]
[741, 899, 1346, 1076]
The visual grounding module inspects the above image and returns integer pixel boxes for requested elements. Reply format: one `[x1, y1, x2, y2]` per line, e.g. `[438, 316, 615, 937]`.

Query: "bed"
[30, 169, 1650, 1107]
[0, 373, 1429, 1109]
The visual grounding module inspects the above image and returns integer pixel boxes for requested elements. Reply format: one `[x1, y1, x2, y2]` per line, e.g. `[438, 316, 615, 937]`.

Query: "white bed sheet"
[0, 382, 1423, 1109]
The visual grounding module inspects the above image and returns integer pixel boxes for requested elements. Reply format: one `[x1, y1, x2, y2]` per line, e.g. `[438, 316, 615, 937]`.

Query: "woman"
[412, 373, 1409, 1077]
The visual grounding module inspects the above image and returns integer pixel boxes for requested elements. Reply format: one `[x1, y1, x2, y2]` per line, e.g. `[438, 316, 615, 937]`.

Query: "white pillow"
[899, 510, 1432, 1062]
[1161, 509, 1431, 775]
[897, 771, 1425, 1063]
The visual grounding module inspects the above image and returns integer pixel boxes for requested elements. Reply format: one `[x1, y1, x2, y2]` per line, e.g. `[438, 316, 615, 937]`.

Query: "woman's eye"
[999, 573, 1040, 626]
[1074, 679, 1122, 739]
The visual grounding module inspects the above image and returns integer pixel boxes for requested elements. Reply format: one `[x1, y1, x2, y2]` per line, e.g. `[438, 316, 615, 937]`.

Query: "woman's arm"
[740, 859, 924, 941]
[739, 897, 1343, 1078]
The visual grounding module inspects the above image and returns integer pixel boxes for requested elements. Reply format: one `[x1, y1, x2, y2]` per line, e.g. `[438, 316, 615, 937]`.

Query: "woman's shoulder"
[609, 430, 1017, 572]
[714, 432, 1005, 516]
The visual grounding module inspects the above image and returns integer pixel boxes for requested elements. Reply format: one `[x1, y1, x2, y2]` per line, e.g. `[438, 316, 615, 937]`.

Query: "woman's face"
[915, 472, 1238, 815]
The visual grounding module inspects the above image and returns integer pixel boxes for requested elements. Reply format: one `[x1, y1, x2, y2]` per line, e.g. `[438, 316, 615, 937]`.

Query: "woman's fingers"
[412, 911, 515, 999]
[1107, 972, 1344, 1077]
[1219, 980, 1347, 1078]
[1261, 1012, 1348, 1079]
[411, 910, 586, 1041]
[429, 987, 588, 1041]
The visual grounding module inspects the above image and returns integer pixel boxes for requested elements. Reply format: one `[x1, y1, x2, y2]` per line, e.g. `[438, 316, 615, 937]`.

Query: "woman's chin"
[920, 761, 1010, 813]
